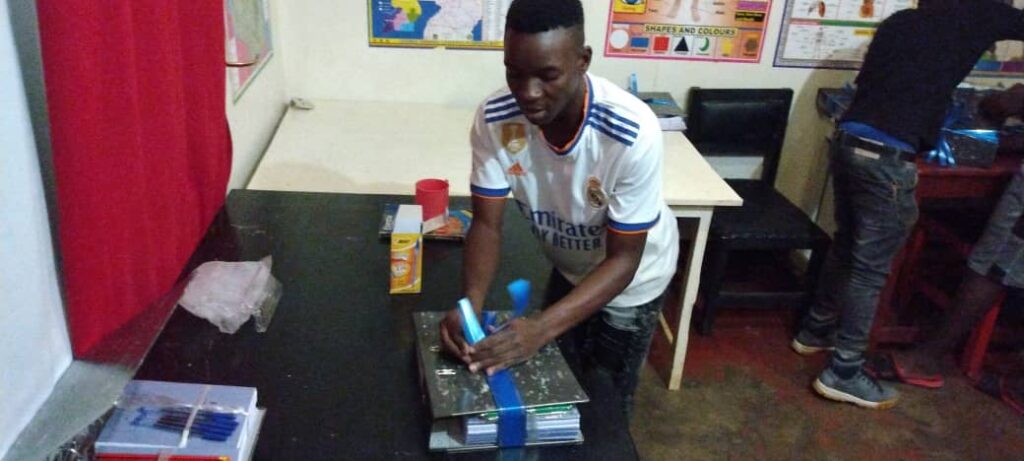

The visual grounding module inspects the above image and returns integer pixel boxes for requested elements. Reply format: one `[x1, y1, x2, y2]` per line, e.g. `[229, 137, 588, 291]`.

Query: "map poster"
[604, 0, 773, 63]
[368, 0, 513, 49]
[773, 0, 1024, 78]
[225, 0, 273, 102]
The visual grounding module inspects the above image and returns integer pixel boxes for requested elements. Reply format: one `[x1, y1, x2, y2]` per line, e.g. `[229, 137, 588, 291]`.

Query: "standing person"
[790, 0, 1024, 409]
[438, 0, 679, 416]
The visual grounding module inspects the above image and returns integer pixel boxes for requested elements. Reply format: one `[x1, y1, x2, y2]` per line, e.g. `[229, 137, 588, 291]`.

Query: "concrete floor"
[629, 313, 1024, 461]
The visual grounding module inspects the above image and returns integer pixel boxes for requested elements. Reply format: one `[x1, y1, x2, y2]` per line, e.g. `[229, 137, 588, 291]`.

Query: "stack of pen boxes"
[94, 380, 264, 461]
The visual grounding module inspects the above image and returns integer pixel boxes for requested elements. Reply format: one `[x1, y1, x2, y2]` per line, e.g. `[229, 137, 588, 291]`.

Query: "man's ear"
[578, 45, 592, 73]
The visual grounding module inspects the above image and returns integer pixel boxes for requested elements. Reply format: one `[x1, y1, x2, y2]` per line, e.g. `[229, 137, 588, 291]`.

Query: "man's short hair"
[506, 0, 585, 35]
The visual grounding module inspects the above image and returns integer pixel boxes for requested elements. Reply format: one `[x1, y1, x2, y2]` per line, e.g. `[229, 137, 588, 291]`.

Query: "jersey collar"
[542, 75, 592, 157]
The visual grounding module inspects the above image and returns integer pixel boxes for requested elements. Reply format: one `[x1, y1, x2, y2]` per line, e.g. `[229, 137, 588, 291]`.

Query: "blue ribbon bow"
[457, 279, 533, 447]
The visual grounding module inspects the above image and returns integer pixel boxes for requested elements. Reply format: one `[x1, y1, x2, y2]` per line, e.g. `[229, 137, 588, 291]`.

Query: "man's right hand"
[440, 308, 473, 364]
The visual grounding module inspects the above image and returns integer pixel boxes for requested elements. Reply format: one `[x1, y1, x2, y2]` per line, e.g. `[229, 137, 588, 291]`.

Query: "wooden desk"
[136, 191, 640, 460]
[915, 152, 1021, 201]
[248, 100, 741, 391]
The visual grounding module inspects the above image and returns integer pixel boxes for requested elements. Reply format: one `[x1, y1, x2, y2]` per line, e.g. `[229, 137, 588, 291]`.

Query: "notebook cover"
[413, 311, 588, 419]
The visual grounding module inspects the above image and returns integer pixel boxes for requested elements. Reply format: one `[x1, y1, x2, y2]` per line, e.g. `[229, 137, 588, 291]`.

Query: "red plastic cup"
[415, 178, 449, 223]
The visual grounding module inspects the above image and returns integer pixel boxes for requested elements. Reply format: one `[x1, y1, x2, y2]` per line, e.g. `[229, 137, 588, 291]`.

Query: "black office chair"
[687, 88, 831, 335]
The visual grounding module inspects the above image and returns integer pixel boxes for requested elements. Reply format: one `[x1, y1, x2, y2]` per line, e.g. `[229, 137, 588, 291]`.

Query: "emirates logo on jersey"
[501, 123, 527, 154]
[586, 176, 607, 208]
[507, 162, 527, 176]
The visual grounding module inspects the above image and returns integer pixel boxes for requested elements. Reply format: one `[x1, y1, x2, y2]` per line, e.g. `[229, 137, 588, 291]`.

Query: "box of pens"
[95, 380, 263, 461]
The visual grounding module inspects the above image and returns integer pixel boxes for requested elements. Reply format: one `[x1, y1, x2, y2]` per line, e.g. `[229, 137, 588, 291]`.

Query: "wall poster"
[604, 0, 773, 63]
[773, 0, 1024, 77]
[368, 0, 513, 49]
[226, 0, 274, 101]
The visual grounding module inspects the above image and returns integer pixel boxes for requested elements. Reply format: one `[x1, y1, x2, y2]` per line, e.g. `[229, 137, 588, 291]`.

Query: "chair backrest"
[686, 88, 793, 186]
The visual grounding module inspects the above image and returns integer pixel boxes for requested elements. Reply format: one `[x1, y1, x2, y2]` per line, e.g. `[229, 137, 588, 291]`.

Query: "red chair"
[961, 296, 1004, 381]
[887, 212, 1005, 379]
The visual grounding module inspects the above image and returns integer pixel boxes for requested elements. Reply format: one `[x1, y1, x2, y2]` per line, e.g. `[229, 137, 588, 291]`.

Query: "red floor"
[633, 309, 1024, 461]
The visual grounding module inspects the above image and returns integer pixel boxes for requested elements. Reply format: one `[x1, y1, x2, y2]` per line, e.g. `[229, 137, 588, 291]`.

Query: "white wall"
[277, 0, 852, 212]
[277, 0, 1022, 219]
[225, 0, 289, 190]
[0, 2, 73, 457]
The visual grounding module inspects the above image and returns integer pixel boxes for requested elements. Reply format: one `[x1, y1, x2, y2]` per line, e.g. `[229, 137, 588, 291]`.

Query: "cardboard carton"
[390, 205, 423, 294]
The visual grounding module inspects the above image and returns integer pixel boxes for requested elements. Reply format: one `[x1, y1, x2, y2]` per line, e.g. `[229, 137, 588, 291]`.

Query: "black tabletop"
[135, 190, 638, 461]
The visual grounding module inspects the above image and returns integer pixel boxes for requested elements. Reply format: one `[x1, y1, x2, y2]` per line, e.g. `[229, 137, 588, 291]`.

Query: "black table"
[135, 190, 638, 461]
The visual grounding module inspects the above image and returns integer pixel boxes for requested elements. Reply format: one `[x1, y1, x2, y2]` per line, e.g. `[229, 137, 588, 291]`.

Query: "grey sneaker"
[813, 367, 899, 409]
[791, 329, 835, 355]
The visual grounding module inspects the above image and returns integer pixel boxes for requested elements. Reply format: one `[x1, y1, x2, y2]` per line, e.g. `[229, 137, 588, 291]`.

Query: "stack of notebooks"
[379, 203, 472, 241]
[638, 91, 686, 131]
[462, 404, 581, 445]
[413, 311, 588, 452]
[94, 380, 265, 461]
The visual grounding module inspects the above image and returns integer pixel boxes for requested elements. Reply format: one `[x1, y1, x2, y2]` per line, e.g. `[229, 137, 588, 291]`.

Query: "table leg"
[649, 206, 714, 390]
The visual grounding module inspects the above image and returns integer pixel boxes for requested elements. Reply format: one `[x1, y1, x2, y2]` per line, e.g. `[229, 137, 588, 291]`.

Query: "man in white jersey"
[439, 0, 679, 415]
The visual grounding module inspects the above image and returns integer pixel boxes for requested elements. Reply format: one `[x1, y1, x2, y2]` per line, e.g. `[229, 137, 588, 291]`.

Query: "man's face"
[504, 28, 591, 127]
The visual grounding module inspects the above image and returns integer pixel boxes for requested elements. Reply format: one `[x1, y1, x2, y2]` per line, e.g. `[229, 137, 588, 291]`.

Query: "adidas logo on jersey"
[507, 162, 527, 176]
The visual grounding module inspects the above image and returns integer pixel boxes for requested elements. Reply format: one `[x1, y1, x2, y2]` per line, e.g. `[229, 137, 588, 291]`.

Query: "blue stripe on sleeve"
[592, 105, 640, 130]
[485, 99, 519, 115]
[588, 121, 635, 146]
[485, 111, 523, 124]
[608, 212, 661, 232]
[486, 93, 516, 107]
[590, 113, 638, 139]
[470, 184, 511, 197]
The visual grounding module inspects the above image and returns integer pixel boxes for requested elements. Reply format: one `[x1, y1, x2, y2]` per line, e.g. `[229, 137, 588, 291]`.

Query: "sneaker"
[813, 367, 899, 409]
[791, 329, 835, 355]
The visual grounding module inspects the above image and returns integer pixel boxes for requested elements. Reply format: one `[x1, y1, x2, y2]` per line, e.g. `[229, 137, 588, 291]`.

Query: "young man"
[439, 0, 679, 414]
[791, 0, 1024, 409]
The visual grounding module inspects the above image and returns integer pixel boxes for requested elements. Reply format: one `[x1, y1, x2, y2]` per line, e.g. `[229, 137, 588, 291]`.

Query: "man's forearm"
[463, 219, 503, 313]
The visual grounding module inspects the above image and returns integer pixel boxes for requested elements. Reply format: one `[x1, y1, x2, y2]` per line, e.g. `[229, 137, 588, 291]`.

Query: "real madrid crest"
[585, 176, 607, 208]
[501, 123, 527, 154]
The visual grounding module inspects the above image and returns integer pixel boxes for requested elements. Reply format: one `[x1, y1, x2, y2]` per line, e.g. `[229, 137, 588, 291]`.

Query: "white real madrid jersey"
[469, 74, 680, 308]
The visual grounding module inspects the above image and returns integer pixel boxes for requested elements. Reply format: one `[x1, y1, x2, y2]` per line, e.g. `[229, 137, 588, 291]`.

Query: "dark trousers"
[544, 270, 664, 417]
[804, 131, 920, 370]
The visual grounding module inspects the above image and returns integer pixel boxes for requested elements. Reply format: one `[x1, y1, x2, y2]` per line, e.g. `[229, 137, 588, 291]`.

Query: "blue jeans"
[545, 270, 663, 417]
[968, 165, 1024, 289]
[803, 131, 920, 370]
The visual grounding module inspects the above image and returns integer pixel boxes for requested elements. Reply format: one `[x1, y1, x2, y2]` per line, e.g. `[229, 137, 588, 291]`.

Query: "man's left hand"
[468, 317, 547, 375]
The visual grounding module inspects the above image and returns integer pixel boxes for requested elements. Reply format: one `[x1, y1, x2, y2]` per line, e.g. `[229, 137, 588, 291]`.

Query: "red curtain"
[37, 1, 231, 355]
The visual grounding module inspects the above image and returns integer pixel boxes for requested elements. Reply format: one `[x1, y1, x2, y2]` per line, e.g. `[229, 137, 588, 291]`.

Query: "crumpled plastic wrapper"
[178, 256, 282, 333]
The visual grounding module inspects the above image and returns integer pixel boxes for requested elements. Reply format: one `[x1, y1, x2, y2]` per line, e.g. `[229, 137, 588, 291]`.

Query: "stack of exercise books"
[94, 380, 265, 461]
[638, 91, 686, 131]
[379, 203, 472, 241]
[413, 311, 588, 452]
[462, 404, 582, 446]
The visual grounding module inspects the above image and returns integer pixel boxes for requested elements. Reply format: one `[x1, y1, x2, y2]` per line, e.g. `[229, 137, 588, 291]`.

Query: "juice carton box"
[390, 204, 423, 294]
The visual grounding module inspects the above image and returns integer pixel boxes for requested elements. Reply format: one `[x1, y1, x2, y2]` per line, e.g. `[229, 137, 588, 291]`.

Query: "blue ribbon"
[926, 99, 999, 167]
[456, 281, 532, 448]
[489, 370, 526, 447]
[929, 128, 999, 167]
[457, 298, 487, 345]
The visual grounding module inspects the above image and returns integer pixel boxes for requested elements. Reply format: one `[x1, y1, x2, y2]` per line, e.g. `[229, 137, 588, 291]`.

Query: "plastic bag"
[178, 256, 282, 334]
